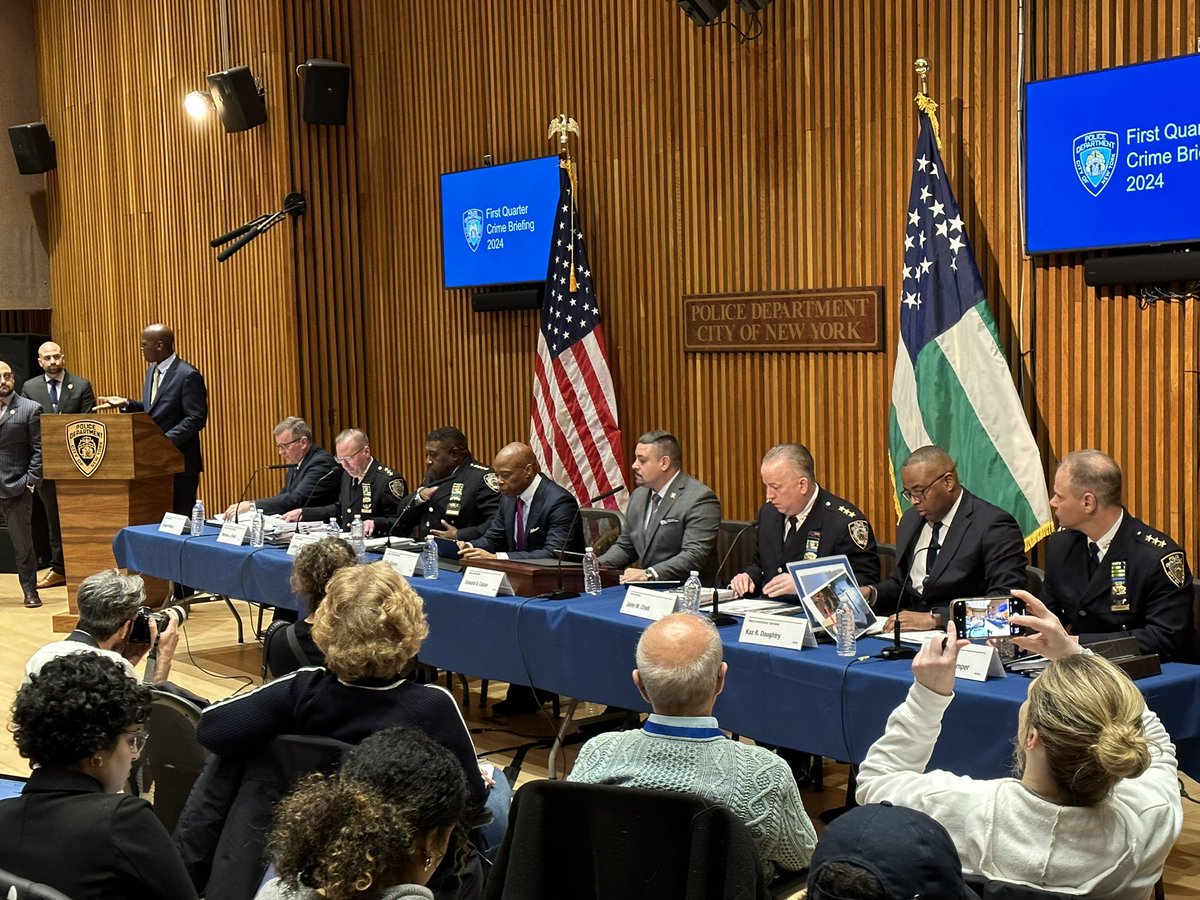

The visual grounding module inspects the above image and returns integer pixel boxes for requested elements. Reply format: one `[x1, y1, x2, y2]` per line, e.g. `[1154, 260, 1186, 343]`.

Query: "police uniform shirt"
[303, 458, 407, 530]
[394, 457, 501, 540]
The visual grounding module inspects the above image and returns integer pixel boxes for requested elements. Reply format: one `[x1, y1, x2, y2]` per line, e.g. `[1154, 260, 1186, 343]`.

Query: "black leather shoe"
[491, 686, 546, 716]
[23, 594, 42, 609]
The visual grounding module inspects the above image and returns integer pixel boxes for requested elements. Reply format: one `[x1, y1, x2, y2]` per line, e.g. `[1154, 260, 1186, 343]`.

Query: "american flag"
[530, 159, 626, 509]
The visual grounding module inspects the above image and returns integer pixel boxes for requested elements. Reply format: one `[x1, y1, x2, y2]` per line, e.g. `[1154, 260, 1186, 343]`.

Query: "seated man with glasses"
[221, 416, 339, 520]
[862, 445, 1027, 632]
[282, 427, 407, 537]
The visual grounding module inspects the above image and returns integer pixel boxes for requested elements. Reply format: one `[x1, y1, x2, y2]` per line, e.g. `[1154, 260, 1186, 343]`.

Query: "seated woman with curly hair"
[255, 726, 471, 900]
[0, 652, 198, 900]
[265, 537, 358, 677]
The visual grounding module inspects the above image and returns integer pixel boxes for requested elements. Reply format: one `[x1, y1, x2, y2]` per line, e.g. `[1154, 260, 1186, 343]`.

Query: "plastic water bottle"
[835, 592, 858, 657]
[582, 546, 602, 595]
[349, 515, 366, 560]
[190, 500, 204, 536]
[247, 500, 257, 520]
[678, 570, 702, 615]
[249, 510, 265, 548]
[422, 534, 440, 581]
[327, 517, 340, 536]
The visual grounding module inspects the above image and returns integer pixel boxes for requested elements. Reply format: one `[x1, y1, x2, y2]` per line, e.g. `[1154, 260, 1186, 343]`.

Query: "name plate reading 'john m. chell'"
[683, 288, 884, 353]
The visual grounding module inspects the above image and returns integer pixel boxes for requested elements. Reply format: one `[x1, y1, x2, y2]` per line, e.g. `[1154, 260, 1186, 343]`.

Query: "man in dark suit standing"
[221, 417, 339, 519]
[732, 443, 879, 597]
[21, 341, 95, 590]
[1041, 449, 1196, 661]
[459, 442, 583, 561]
[598, 430, 721, 584]
[97, 323, 209, 516]
[0, 360, 44, 608]
[864, 445, 1027, 632]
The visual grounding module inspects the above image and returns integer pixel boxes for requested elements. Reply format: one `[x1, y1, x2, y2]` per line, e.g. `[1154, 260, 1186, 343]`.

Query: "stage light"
[183, 91, 214, 119]
[676, 0, 729, 25]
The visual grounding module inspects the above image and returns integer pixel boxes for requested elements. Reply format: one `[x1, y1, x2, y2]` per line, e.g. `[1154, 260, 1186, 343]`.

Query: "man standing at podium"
[21, 341, 95, 590]
[0, 360, 43, 608]
[97, 323, 209, 516]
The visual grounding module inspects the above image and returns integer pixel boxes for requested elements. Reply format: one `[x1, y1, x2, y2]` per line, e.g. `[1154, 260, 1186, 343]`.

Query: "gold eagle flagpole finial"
[548, 115, 581, 291]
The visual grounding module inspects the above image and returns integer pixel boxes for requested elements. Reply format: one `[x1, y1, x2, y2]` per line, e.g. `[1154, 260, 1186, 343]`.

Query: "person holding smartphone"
[856, 589, 1182, 898]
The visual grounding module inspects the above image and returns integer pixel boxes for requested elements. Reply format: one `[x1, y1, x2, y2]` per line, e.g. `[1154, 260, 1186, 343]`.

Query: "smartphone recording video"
[951, 595, 1026, 641]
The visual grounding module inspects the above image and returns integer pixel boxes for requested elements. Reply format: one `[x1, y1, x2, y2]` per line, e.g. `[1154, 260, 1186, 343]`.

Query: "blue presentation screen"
[1024, 54, 1200, 254]
[440, 156, 561, 288]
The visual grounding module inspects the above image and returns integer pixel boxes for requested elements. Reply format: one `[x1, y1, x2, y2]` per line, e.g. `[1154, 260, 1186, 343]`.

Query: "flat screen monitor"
[439, 155, 561, 289]
[1024, 54, 1200, 254]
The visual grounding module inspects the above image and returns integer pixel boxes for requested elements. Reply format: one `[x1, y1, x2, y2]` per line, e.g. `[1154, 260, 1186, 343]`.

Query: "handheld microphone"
[209, 215, 269, 248]
[233, 463, 299, 523]
[710, 522, 757, 627]
[879, 538, 931, 661]
[540, 484, 626, 601]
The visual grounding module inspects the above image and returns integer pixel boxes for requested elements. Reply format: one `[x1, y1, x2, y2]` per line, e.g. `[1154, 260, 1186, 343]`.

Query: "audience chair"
[581, 507, 626, 556]
[140, 689, 209, 833]
[484, 780, 771, 900]
[0, 869, 72, 900]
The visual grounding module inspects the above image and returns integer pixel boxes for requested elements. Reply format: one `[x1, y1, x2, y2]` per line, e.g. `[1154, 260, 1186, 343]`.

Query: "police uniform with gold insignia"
[1042, 512, 1197, 662]
[302, 458, 408, 532]
[741, 488, 880, 594]
[390, 457, 501, 541]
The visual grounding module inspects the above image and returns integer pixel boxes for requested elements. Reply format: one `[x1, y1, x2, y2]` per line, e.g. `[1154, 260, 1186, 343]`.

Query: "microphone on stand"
[382, 471, 460, 549]
[878, 539, 932, 661]
[232, 463, 298, 523]
[539, 484, 626, 601]
[294, 466, 342, 531]
[709, 522, 757, 627]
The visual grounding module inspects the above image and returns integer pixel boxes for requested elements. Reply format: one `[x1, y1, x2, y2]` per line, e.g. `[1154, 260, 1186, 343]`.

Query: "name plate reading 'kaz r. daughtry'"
[683, 288, 884, 353]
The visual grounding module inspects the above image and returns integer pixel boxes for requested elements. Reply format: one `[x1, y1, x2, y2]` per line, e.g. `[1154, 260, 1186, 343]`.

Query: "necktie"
[645, 493, 661, 531]
[926, 521, 943, 573]
[48, 379, 59, 411]
[1087, 541, 1100, 580]
[150, 367, 161, 406]
[784, 515, 799, 542]
[515, 498, 527, 551]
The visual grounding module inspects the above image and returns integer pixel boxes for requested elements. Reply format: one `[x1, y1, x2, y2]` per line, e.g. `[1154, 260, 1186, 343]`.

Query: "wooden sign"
[683, 288, 884, 353]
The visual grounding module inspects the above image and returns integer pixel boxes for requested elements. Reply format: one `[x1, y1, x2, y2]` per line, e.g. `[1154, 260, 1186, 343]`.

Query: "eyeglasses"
[335, 446, 367, 464]
[275, 436, 304, 450]
[0, 373, 13, 382]
[123, 730, 149, 754]
[901, 471, 952, 502]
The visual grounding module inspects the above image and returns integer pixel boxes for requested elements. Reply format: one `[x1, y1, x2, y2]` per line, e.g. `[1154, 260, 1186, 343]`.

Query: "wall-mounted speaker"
[1083, 249, 1200, 286]
[207, 66, 268, 133]
[471, 286, 543, 312]
[8, 123, 55, 174]
[677, 0, 729, 25]
[301, 59, 351, 126]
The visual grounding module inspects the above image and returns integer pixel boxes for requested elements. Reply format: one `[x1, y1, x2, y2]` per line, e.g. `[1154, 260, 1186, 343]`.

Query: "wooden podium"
[458, 558, 622, 598]
[42, 413, 183, 631]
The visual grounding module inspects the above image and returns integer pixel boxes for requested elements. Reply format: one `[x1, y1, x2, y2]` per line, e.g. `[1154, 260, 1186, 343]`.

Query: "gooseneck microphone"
[879, 539, 932, 661]
[295, 466, 341, 528]
[233, 463, 298, 523]
[383, 470, 462, 548]
[710, 521, 758, 627]
[539, 484, 627, 601]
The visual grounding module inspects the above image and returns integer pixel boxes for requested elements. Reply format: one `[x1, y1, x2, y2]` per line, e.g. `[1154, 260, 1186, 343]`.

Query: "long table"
[114, 524, 1200, 779]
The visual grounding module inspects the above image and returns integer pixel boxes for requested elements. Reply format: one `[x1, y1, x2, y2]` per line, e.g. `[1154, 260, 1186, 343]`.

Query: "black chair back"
[0, 866, 74, 899]
[267, 733, 354, 788]
[712, 519, 756, 586]
[484, 780, 768, 900]
[581, 507, 625, 556]
[1026, 565, 1046, 595]
[141, 689, 208, 833]
[876, 542, 897, 582]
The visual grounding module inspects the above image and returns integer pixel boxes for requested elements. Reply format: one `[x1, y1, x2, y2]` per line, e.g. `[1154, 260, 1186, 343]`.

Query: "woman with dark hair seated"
[0, 653, 198, 900]
[265, 537, 358, 677]
[256, 726, 471, 900]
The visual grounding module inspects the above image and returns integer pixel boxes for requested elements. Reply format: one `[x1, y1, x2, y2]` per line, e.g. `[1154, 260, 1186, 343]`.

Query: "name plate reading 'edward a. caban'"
[66, 419, 108, 477]
[458, 567, 513, 597]
[683, 288, 884, 353]
[738, 612, 817, 651]
[620, 586, 676, 621]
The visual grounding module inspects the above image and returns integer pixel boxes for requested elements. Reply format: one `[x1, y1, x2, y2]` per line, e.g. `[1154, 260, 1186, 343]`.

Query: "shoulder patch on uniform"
[1161, 551, 1186, 588]
[484, 472, 500, 492]
[848, 520, 870, 550]
[388, 478, 407, 498]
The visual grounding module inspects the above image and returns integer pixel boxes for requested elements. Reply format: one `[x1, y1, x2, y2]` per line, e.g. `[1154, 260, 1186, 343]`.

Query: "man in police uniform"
[1041, 449, 1196, 662]
[731, 443, 879, 597]
[389, 426, 500, 541]
[282, 428, 407, 534]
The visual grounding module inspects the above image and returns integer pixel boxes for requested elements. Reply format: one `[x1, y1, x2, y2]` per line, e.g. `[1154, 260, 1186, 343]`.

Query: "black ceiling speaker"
[736, 0, 772, 10]
[8, 122, 56, 174]
[301, 58, 351, 126]
[677, 0, 729, 26]
[206, 65, 267, 133]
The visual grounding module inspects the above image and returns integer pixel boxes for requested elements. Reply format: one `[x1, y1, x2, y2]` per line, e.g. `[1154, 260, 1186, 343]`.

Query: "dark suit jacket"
[1042, 512, 1197, 662]
[472, 476, 583, 560]
[0, 767, 198, 900]
[597, 471, 721, 582]
[254, 444, 340, 515]
[872, 489, 1028, 618]
[21, 369, 96, 414]
[125, 357, 208, 474]
[0, 394, 42, 498]
[742, 488, 880, 592]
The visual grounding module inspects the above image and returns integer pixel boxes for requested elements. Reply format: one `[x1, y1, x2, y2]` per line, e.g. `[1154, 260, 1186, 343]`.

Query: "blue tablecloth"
[113, 524, 1200, 779]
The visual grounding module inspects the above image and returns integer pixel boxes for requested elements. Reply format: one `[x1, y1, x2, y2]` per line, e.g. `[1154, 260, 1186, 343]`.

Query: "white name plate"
[459, 567, 513, 597]
[620, 586, 676, 621]
[955, 643, 1006, 682]
[217, 522, 249, 546]
[287, 533, 321, 557]
[159, 512, 189, 535]
[738, 613, 817, 651]
[382, 548, 419, 577]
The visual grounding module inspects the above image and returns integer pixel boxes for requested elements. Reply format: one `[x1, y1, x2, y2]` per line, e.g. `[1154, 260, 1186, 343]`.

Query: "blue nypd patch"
[462, 208, 483, 252]
[1073, 131, 1118, 197]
